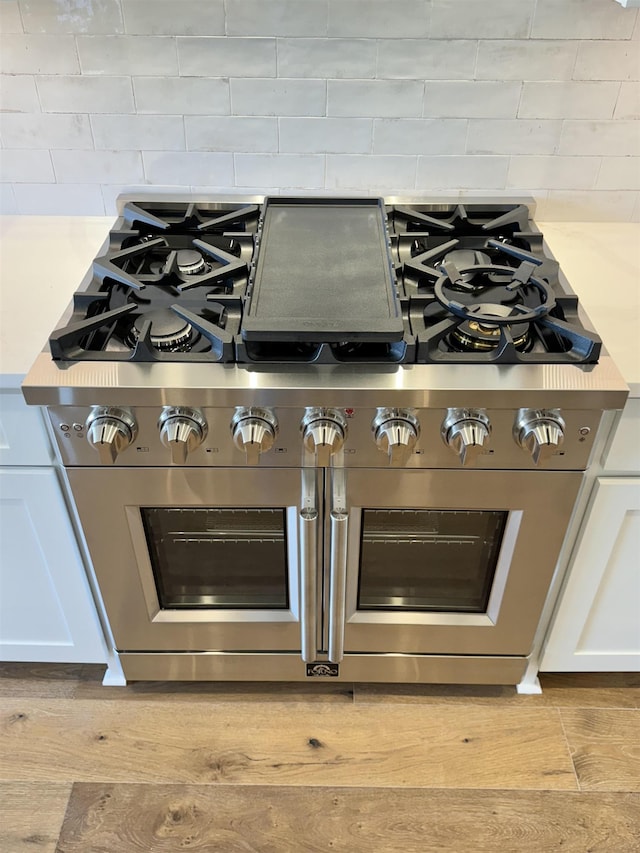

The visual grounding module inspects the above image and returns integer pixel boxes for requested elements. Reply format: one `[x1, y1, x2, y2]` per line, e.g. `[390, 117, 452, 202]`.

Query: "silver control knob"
[301, 408, 347, 466]
[159, 406, 207, 464]
[515, 409, 565, 465]
[231, 407, 278, 465]
[373, 408, 420, 466]
[442, 408, 491, 467]
[86, 406, 137, 465]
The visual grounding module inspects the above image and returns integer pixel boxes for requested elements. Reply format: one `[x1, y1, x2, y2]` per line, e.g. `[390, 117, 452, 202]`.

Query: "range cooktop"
[47, 196, 602, 366]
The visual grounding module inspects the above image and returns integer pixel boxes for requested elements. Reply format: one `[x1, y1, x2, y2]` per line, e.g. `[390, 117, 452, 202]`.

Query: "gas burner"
[441, 248, 492, 283]
[128, 309, 197, 352]
[449, 303, 533, 353]
[433, 262, 555, 326]
[176, 249, 208, 276]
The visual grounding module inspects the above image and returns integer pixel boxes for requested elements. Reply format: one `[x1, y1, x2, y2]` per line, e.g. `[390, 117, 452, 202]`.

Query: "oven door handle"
[299, 469, 319, 663]
[328, 467, 348, 664]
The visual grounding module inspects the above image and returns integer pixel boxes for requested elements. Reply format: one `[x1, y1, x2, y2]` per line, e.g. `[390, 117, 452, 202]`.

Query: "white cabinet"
[540, 477, 640, 671]
[541, 399, 640, 672]
[0, 391, 107, 664]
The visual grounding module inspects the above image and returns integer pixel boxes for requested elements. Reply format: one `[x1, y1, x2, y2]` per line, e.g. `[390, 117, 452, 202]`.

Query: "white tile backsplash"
[0, 34, 79, 74]
[328, 0, 429, 38]
[559, 120, 640, 156]
[0, 113, 93, 149]
[279, 118, 372, 153]
[19, 0, 124, 34]
[507, 155, 601, 190]
[231, 78, 326, 116]
[77, 36, 178, 76]
[538, 190, 639, 222]
[91, 114, 185, 150]
[376, 40, 477, 80]
[122, 1, 225, 36]
[143, 151, 234, 185]
[0, 75, 39, 112]
[0, 183, 18, 214]
[235, 153, 324, 187]
[596, 157, 640, 191]
[416, 155, 509, 190]
[467, 120, 562, 155]
[0, 1, 23, 33]
[430, 0, 534, 39]
[37, 75, 134, 113]
[614, 82, 640, 119]
[326, 154, 416, 189]
[51, 149, 145, 183]
[518, 82, 620, 119]
[186, 116, 278, 152]
[278, 39, 377, 79]
[133, 77, 230, 115]
[574, 41, 640, 82]
[227, 1, 328, 37]
[0, 148, 54, 182]
[328, 80, 423, 118]
[0, 0, 638, 219]
[531, 0, 637, 40]
[424, 82, 521, 118]
[476, 40, 578, 81]
[13, 182, 105, 214]
[177, 38, 276, 78]
[373, 118, 467, 155]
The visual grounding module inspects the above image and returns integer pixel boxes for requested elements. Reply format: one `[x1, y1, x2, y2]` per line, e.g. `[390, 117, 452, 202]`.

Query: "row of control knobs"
[84, 405, 566, 466]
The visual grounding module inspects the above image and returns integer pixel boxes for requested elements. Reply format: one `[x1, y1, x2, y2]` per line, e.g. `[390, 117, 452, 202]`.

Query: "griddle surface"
[242, 200, 403, 342]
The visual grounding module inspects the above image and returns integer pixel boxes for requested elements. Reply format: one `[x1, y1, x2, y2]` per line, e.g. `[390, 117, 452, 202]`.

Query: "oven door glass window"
[358, 509, 508, 613]
[141, 507, 289, 609]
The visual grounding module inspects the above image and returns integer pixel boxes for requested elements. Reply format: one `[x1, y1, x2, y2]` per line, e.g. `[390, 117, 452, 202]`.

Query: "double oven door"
[67, 464, 581, 665]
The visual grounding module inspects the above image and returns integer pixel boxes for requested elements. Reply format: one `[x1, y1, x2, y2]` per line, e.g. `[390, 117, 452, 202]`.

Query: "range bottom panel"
[118, 652, 527, 685]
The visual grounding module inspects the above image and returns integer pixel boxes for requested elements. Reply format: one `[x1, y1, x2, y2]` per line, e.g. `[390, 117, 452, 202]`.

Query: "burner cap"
[451, 303, 531, 352]
[131, 309, 194, 351]
[442, 249, 506, 285]
[176, 249, 206, 276]
[443, 248, 491, 269]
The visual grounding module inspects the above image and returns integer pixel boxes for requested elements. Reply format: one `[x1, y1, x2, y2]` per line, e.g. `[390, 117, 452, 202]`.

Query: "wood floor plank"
[561, 709, 640, 792]
[0, 698, 576, 790]
[0, 782, 72, 853]
[73, 672, 354, 703]
[354, 673, 640, 708]
[56, 784, 640, 853]
[0, 663, 85, 699]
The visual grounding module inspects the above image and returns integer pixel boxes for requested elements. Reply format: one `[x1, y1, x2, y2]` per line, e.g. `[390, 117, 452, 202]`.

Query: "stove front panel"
[47, 404, 603, 471]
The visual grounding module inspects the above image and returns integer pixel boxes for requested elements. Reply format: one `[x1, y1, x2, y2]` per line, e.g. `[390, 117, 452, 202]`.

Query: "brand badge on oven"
[306, 663, 339, 677]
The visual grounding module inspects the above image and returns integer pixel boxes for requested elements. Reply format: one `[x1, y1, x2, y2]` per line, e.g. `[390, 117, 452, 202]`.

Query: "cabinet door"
[0, 467, 107, 663]
[541, 477, 640, 672]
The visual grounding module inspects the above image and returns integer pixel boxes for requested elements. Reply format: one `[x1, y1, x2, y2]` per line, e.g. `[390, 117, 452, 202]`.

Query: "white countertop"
[0, 216, 115, 389]
[1, 216, 639, 396]
[539, 222, 640, 398]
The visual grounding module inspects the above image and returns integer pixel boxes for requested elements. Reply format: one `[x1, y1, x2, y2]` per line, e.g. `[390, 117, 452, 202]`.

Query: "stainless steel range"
[22, 196, 628, 686]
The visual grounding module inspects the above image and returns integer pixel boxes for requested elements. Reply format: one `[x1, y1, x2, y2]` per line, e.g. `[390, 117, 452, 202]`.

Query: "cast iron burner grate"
[48, 198, 603, 366]
[49, 237, 250, 363]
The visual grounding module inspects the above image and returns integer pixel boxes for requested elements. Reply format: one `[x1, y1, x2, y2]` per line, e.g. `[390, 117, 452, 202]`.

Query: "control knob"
[442, 408, 491, 467]
[373, 409, 420, 466]
[301, 408, 347, 466]
[231, 407, 278, 465]
[86, 406, 137, 465]
[159, 407, 207, 464]
[515, 409, 565, 465]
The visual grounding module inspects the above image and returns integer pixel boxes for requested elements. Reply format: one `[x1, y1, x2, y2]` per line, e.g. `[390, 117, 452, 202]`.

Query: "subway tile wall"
[0, 0, 639, 219]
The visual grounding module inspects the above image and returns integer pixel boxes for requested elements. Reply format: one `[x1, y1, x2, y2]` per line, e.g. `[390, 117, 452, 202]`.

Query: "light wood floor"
[1, 665, 639, 852]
